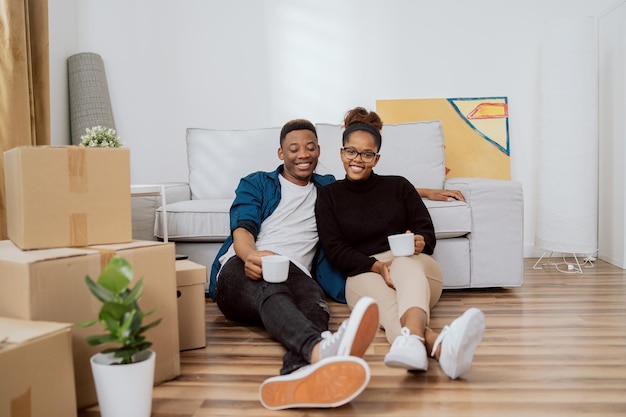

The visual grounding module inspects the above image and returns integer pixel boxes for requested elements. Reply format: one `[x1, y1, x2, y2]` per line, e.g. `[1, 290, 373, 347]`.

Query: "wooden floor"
[79, 259, 626, 416]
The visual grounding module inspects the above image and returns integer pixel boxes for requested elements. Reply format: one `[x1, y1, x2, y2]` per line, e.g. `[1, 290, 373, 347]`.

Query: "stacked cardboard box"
[4, 146, 132, 250]
[0, 318, 77, 417]
[176, 260, 208, 351]
[1, 146, 181, 410]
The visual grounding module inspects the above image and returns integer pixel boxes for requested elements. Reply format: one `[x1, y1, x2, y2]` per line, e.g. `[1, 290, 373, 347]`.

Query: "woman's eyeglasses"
[342, 147, 378, 163]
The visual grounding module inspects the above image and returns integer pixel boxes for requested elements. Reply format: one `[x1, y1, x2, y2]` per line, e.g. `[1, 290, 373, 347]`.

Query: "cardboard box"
[176, 260, 207, 350]
[4, 146, 132, 250]
[0, 318, 77, 417]
[0, 240, 180, 410]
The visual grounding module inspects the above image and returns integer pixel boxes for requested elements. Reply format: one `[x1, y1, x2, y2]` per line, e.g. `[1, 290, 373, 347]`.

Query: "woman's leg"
[344, 254, 399, 345]
[392, 253, 443, 351]
[389, 254, 486, 379]
[345, 252, 443, 345]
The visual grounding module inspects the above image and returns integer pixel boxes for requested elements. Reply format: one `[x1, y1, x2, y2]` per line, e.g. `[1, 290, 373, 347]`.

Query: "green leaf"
[100, 301, 132, 322]
[75, 318, 97, 328]
[121, 277, 144, 305]
[85, 333, 118, 346]
[97, 257, 133, 294]
[138, 318, 162, 335]
[119, 310, 137, 337]
[132, 341, 152, 352]
[84, 275, 115, 303]
[127, 310, 143, 335]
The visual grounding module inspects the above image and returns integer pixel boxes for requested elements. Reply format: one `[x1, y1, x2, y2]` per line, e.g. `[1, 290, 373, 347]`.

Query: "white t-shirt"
[218, 174, 319, 277]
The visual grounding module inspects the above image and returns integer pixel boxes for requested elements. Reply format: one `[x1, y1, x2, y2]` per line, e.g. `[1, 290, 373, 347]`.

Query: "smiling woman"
[315, 106, 486, 382]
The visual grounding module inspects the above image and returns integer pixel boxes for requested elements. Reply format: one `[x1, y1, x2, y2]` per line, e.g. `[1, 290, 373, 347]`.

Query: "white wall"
[598, 1, 626, 268]
[48, 0, 617, 258]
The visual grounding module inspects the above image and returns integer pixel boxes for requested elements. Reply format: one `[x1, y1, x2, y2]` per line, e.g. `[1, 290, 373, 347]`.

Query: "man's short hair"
[280, 119, 317, 145]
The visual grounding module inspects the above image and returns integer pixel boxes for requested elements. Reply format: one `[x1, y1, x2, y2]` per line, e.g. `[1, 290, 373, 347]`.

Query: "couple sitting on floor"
[208, 107, 486, 411]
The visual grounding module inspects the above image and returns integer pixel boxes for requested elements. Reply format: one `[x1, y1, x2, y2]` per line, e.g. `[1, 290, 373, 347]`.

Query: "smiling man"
[209, 119, 379, 410]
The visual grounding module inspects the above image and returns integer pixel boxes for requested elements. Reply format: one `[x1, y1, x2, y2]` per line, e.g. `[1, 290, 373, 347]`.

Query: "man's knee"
[316, 298, 331, 316]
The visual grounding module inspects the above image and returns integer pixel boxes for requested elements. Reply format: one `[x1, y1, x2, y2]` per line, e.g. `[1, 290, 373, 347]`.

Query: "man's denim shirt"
[208, 165, 344, 301]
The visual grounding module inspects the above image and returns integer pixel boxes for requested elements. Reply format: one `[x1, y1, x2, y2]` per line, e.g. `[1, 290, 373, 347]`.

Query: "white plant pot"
[90, 350, 156, 417]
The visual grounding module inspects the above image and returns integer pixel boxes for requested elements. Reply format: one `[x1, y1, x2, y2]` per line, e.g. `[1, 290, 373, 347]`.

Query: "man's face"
[278, 129, 320, 186]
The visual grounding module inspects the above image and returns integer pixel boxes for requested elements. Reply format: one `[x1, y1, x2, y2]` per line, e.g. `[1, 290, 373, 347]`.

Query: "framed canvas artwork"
[376, 97, 510, 180]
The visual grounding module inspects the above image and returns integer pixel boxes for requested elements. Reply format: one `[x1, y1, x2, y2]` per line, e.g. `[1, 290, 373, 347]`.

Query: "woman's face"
[341, 130, 380, 182]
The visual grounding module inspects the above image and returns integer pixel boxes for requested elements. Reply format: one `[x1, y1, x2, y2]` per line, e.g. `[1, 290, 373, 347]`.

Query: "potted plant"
[77, 256, 161, 417]
[79, 125, 123, 147]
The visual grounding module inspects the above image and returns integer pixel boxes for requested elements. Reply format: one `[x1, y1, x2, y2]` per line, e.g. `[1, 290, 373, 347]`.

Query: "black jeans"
[215, 256, 330, 375]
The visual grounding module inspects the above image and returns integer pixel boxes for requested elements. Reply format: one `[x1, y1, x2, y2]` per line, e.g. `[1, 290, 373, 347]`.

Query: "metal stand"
[532, 251, 595, 275]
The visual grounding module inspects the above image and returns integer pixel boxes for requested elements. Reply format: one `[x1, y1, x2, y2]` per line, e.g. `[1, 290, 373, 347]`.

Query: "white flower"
[80, 126, 123, 148]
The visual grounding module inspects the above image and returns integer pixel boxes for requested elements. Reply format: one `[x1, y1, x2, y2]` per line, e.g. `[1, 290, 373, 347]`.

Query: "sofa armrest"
[131, 182, 191, 241]
[445, 177, 524, 288]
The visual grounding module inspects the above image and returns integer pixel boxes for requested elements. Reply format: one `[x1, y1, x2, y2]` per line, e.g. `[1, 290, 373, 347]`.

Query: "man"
[209, 119, 379, 410]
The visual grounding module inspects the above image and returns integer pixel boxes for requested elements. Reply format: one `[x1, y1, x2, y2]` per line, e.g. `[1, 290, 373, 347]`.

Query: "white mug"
[262, 255, 290, 283]
[387, 233, 415, 257]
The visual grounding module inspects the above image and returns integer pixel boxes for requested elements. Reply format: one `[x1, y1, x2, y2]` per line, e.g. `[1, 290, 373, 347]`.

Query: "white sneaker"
[384, 327, 428, 371]
[431, 308, 485, 379]
[259, 356, 370, 410]
[319, 296, 379, 359]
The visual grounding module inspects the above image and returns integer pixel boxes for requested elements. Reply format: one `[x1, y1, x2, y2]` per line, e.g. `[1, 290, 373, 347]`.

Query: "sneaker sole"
[259, 356, 370, 410]
[338, 297, 380, 357]
[443, 308, 485, 379]
[384, 353, 428, 371]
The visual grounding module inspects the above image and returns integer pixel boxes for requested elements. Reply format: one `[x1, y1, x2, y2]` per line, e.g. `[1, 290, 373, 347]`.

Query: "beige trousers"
[345, 251, 443, 344]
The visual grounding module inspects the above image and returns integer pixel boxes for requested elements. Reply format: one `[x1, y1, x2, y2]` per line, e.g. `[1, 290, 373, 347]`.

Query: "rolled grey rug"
[68, 52, 116, 145]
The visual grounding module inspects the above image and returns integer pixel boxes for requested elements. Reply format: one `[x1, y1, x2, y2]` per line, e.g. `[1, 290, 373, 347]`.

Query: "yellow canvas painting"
[376, 97, 510, 180]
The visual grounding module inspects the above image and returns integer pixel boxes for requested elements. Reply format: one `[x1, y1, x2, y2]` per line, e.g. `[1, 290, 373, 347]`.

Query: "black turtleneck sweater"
[315, 172, 436, 277]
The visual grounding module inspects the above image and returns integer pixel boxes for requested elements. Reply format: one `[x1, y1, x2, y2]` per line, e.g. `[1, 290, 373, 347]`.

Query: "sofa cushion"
[155, 199, 232, 242]
[315, 121, 446, 189]
[186, 121, 446, 201]
[157, 197, 470, 243]
[187, 127, 282, 200]
[423, 199, 471, 239]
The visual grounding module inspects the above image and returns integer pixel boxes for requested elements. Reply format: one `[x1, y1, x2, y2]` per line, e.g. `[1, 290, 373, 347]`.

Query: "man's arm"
[417, 188, 465, 202]
[232, 227, 274, 280]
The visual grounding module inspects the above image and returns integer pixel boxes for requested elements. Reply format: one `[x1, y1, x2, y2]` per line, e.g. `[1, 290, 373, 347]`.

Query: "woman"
[315, 107, 485, 379]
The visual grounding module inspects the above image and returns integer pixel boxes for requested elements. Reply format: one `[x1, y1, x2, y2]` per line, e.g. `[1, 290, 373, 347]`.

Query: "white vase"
[90, 350, 156, 417]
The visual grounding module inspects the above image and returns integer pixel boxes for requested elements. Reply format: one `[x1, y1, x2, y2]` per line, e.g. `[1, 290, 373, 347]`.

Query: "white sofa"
[131, 121, 524, 294]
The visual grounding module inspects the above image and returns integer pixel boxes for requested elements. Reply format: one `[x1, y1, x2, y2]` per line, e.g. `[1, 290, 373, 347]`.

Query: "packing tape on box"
[68, 147, 90, 247]
[0, 335, 29, 417]
[78, 247, 117, 272]
[70, 213, 89, 247]
[96, 249, 117, 272]
[67, 146, 88, 193]
[11, 389, 31, 417]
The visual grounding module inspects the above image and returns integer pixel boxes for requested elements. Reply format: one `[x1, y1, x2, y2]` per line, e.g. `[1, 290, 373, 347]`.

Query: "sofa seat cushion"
[157, 196, 471, 243]
[423, 199, 471, 239]
[156, 199, 232, 242]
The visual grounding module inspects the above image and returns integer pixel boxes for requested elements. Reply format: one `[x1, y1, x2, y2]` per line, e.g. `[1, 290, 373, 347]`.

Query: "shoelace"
[395, 327, 425, 346]
[431, 325, 450, 357]
[320, 320, 348, 350]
